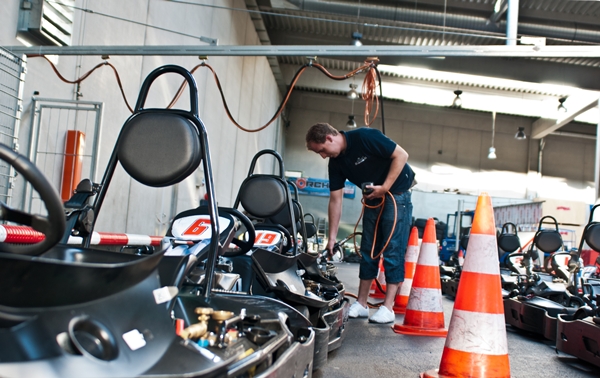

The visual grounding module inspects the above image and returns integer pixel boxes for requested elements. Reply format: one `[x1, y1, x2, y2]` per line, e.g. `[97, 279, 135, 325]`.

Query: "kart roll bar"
[84, 65, 222, 299]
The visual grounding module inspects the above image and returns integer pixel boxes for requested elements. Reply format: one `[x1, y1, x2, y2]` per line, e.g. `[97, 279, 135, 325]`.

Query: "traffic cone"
[422, 193, 510, 377]
[457, 249, 464, 267]
[393, 226, 419, 314]
[369, 259, 386, 299]
[393, 218, 447, 337]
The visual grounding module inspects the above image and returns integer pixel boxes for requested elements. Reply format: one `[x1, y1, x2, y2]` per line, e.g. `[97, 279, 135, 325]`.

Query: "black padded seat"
[305, 222, 317, 239]
[117, 112, 201, 187]
[535, 230, 563, 253]
[498, 223, 521, 253]
[238, 175, 288, 218]
[498, 234, 521, 253]
[585, 223, 600, 252]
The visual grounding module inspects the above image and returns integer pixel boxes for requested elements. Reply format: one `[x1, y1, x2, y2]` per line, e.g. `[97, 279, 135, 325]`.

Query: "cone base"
[392, 323, 448, 337]
[392, 305, 406, 314]
[369, 292, 385, 299]
[420, 369, 442, 378]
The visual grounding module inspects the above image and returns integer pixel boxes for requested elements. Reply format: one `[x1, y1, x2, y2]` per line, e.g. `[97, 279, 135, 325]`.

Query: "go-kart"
[498, 222, 525, 297]
[503, 216, 583, 341]
[0, 65, 314, 377]
[214, 148, 348, 370]
[555, 204, 600, 368]
[440, 233, 468, 298]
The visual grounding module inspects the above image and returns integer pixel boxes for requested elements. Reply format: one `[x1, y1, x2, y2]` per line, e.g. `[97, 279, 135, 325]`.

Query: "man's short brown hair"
[305, 123, 339, 144]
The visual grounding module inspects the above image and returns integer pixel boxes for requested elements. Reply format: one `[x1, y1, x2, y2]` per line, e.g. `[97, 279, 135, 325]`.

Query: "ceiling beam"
[531, 99, 599, 139]
[6, 44, 600, 57]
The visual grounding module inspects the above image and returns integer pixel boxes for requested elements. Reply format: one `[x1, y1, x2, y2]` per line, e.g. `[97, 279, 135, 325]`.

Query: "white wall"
[1, 0, 283, 235]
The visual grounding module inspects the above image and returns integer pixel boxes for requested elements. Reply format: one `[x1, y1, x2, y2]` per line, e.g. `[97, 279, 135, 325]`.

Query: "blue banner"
[287, 177, 356, 199]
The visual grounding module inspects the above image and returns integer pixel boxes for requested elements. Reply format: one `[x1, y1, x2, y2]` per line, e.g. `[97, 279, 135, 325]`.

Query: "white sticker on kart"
[253, 231, 281, 247]
[171, 215, 231, 241]
[122, 329, 146, 351]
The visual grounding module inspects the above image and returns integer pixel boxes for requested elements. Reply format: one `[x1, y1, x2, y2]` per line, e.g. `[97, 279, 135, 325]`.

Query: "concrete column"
[506, 0, 520, 46]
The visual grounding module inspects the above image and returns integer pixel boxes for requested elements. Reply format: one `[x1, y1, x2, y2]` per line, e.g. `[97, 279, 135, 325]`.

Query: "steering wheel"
[0, 144, 66, 255]
[221, 208, 256, 257]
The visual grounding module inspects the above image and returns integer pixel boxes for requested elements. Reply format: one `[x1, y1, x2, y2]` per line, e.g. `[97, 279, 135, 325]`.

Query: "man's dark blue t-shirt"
[328, 128, 415, 193]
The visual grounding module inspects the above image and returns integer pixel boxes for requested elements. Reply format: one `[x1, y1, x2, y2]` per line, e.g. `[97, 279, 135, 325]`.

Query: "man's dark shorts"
[359, 191, 413, 284]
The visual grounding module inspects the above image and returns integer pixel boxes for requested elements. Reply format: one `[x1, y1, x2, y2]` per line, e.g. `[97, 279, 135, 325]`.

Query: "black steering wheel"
[221, 208, 256, 257]
[0, 144, 66, 255]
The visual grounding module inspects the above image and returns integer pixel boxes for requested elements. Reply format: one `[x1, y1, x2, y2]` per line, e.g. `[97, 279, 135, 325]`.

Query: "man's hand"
[364, 184, 388, 200]
[325, 238, 336, 260]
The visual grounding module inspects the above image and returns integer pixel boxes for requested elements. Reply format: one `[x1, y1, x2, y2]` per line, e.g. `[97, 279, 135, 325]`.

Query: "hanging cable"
[31, 55, 134, 113]
[374, 65, 386, 135]
[166, 59, 376, 133]
[32, 55, 382, 133]
[361, 59, 380, 127]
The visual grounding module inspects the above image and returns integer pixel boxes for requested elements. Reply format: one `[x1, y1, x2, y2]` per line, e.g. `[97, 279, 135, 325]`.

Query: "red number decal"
[255, 232, 277, 245]
[183, 219, 209, 236]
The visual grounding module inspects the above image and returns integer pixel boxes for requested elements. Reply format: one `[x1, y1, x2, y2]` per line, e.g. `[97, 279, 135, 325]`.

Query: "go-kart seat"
[535, 230, 563, 253]
[498, 233, 521, 253]
[116, 102, 204, 290]
[85, 65, 224, 292]
[304, 213, 317, 239]
[527, 217, 563, 259]
[585, 223, 600, 252]
[117, 113, 201, 187]
[237, 174, 297, 253]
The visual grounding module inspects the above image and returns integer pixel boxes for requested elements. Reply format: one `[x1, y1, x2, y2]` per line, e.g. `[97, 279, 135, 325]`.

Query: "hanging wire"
[32, 56, 383, 133]
[361, 59, 380, 127]
[491, 110, 496, 148]
[31, 55, 134, 113]
[356, 0, 361, 34]
[374, 66, 386, 135]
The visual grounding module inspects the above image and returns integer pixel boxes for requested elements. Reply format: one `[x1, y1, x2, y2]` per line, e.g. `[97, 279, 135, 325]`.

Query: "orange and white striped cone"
[457, 249, 464, 267]
[369, 258, 386, 299]
[393, 218, 447, 337]
[393, 226, 420, 314]
[422, 193, 510, 378]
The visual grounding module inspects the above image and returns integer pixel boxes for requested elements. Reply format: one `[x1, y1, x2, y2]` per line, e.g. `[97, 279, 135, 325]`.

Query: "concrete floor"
[315, 262, 600, 378]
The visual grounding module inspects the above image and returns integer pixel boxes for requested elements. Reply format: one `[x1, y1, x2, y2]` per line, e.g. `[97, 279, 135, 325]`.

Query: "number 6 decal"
[183, 218, 210, 236]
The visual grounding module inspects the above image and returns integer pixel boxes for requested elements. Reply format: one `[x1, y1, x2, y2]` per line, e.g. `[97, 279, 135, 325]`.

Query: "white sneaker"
[369, 306, 395, 324]
[348, 302, 369, 318]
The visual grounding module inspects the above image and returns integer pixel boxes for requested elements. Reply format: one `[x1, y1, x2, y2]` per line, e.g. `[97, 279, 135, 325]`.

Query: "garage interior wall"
[0, 0, 283, 236]
[284, 91, 596, 236]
